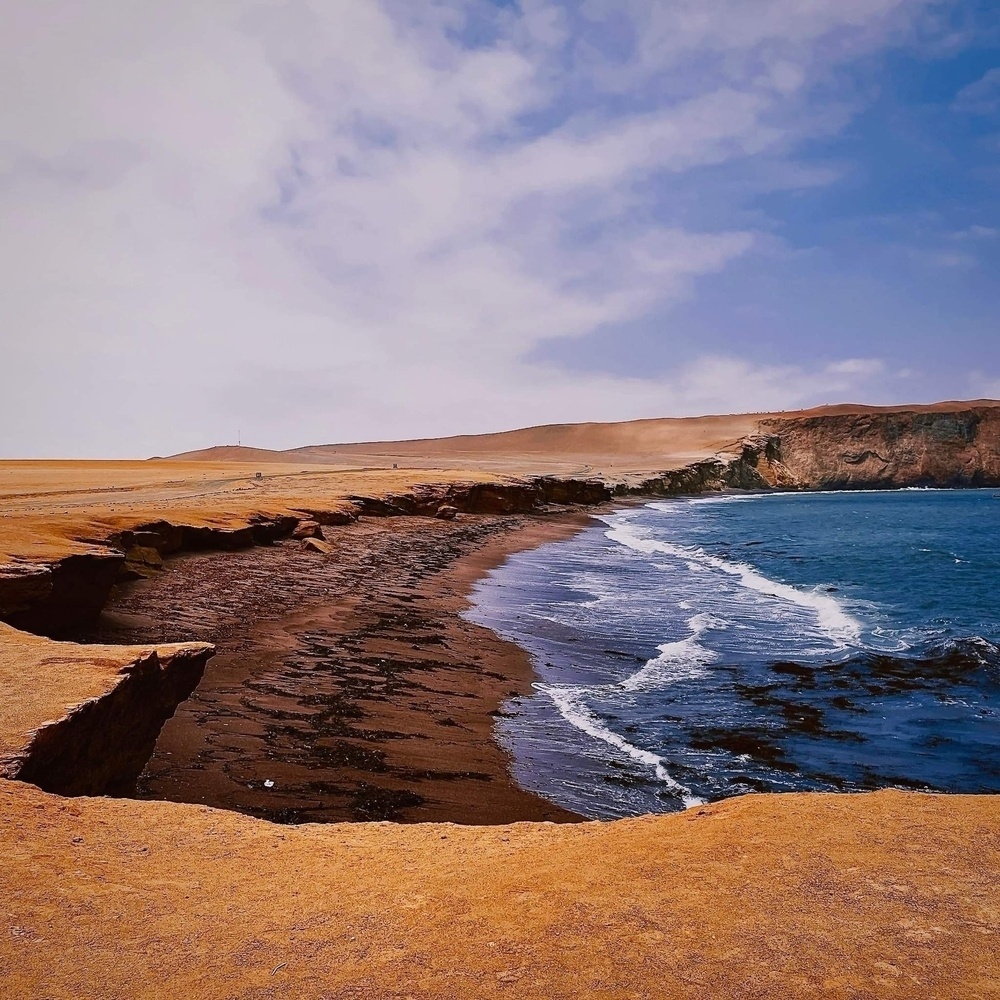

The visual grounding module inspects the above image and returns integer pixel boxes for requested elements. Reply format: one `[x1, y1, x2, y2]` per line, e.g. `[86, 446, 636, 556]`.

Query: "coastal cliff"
[0, 627, 213, 796]
[0, 476, 610, 640]
[613, 404, 1000, 495]
[761, 405, 1000, 489]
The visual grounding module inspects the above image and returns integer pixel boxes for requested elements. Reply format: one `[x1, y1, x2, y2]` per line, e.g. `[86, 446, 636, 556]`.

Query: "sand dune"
[168, 399, 1000, 476]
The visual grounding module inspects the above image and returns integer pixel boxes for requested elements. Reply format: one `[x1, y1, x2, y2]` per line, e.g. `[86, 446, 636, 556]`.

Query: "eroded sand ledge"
[2, 407, 999, 997]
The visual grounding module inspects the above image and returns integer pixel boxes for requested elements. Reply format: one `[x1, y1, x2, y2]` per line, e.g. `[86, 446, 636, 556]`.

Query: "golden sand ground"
[3, 782, 996, 998]
[1, 418, 999, 997]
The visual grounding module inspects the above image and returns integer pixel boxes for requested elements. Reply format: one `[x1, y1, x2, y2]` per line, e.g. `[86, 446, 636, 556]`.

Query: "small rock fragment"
[292, 520, 324, 540]
[301, 537, 332, 554]
[435, 505, 459, 521]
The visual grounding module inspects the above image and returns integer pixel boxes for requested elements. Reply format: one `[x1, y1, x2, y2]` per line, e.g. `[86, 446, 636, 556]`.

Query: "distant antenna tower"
[238, 428, 241, 447]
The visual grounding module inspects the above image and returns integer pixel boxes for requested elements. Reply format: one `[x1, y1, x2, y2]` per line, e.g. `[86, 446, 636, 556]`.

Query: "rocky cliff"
[613, 404, 1000, 496]
[0, 629, 213, 796]
[761, 405, 1000, 490]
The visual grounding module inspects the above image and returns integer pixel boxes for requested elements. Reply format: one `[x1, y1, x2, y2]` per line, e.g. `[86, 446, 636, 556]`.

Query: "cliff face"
[0, 477, 611, 640]
[762, 406, 1000, 490]
[0, 629, 214, 797]
[609, 405, 1000, 496]
[614, 435, 797, 497]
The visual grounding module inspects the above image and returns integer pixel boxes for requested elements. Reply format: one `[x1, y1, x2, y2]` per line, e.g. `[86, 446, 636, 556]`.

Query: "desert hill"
[168, 400, 1000, 478]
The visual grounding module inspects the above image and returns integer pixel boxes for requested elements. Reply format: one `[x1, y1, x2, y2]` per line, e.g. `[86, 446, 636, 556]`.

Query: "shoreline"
[94, 510, 599, 825]
[1, 454, 999, 994]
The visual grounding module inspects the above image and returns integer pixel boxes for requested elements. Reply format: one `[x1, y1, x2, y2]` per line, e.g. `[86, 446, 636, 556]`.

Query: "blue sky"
[1, 1, 998, 456]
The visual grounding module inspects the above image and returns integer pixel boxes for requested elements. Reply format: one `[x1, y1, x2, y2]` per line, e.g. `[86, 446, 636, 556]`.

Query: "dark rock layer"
[5, 644, 213, 797]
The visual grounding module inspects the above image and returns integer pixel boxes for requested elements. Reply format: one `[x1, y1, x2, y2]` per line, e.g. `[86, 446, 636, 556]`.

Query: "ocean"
[467, 489, 1000, 819]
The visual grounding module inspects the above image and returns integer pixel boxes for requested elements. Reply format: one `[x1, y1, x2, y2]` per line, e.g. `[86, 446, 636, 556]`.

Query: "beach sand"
[92, 512, 590, 824]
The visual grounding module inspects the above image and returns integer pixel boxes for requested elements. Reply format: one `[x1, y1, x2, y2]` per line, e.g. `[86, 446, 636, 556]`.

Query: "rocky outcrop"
[1, 640, 213, 797]
[761, 406, 1000, 490]
[612, 406, 1000, 497]
[291, 520, 324, 540]
[2, 552, 125, 639]
[0, 478, 610, 641]
[614, 435, 796, 497]
[348, 478, 610, 516]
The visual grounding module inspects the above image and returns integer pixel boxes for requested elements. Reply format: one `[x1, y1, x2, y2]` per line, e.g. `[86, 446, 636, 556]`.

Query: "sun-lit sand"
[2, 403, 999, 998]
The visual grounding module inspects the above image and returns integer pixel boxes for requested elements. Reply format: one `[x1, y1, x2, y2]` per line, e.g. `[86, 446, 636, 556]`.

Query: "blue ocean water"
[467, 490, 1000, 819]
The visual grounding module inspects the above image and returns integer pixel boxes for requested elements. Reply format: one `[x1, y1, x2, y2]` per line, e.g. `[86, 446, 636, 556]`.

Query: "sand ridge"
[168, 399, 1000, 476]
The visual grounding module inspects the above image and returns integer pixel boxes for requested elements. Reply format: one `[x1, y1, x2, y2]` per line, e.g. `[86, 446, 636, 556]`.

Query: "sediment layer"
[761, 405, 1000, 489]
[0, 624, 213, 796]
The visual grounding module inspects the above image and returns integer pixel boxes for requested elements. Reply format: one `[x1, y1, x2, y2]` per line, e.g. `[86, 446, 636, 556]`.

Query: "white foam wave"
[542, 684, 705, 808]
[649, 486, 959, 512]
[605, 519, 861, 647]
[620, 613, 722, 692]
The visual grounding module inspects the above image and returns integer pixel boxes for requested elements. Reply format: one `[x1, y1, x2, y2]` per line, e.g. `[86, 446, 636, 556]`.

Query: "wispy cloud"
[952, 66, 1000, 114]
[0, 0, 968, 456]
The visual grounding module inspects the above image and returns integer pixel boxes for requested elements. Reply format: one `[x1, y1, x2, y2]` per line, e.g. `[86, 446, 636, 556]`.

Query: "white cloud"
[824, 358, 885, 377]
[0, 1, 940, 456]
[952, 67, 1000, 114]
[952, 224, 1000, 240]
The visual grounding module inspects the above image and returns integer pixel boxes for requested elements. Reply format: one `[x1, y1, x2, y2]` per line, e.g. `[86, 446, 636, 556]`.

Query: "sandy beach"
[93, 512, 591, 824]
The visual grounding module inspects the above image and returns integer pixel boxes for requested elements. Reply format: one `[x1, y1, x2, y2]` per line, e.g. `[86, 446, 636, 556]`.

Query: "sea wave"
[541, 683, 705, 808]
[620, 613, 722, 692]
[604, 517, 862, 647]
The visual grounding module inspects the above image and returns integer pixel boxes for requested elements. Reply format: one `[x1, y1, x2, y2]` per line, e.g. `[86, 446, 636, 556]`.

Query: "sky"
[2, 0, 998, 458]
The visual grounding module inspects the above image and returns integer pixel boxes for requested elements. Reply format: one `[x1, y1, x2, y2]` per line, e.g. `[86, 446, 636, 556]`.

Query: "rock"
[126, 546, 163, 570]
[0, 564, 53, 618]
[3, 552, 124, 638]
[762, 406, 1000, 489]
[434, 505, 458, 521]
[292, 507, 359, 527]
[2, 635, 215, 796]
[120, 545, 164, 581]
[292, 520, 324, 541]
[301, 537, 332, 555]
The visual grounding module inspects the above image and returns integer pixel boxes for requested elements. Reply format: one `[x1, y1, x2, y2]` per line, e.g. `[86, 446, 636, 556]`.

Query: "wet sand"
[93, 512, 593, 824]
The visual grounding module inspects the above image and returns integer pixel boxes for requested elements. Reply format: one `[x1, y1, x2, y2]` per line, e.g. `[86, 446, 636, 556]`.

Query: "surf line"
[604, 514, 861, 647]
[541, 684, 706, 809]
[539, 612, 720, 809]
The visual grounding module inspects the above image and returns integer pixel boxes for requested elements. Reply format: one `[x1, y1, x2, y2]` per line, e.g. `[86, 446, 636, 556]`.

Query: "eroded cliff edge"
[615, 403, 1000, 495]
[0, 625, 213, 796]
[761, 405, 1000, 489]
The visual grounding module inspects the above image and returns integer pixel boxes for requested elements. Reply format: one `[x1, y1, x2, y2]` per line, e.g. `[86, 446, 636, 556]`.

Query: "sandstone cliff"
[761, 405, 1000, 489]
[609, 404, 1000, 496]
[0, 625, 213, 796]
